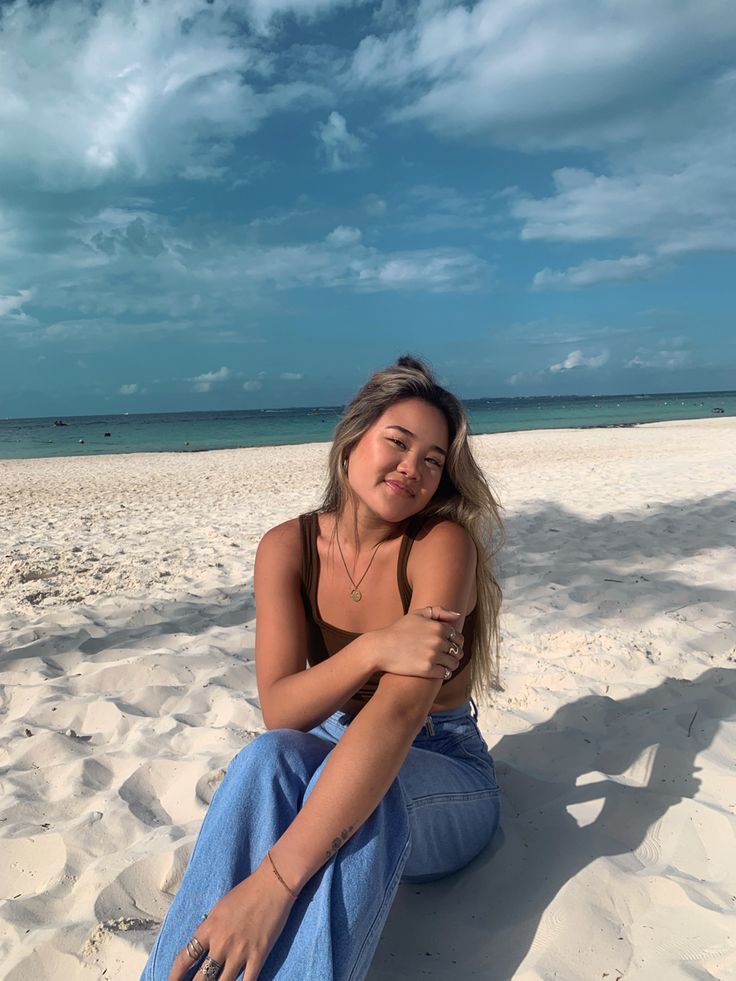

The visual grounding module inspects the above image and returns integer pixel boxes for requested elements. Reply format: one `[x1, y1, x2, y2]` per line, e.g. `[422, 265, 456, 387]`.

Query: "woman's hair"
[320, 355, 504, 700]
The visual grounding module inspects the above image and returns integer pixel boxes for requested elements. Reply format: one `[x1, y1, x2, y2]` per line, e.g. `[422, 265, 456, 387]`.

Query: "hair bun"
[396, 354, 433, 378]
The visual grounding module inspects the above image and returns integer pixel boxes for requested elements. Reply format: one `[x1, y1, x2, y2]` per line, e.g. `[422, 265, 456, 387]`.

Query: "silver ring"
[186, 936, 204, 960]
[448, 627, 456, 642]
[201, 955, 223, 980]
[448, 643, 459, 658]
[443, 667, 452, 681]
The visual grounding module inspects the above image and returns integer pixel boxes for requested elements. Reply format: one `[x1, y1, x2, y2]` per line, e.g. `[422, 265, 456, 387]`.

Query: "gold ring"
[186, 936, 204, 960]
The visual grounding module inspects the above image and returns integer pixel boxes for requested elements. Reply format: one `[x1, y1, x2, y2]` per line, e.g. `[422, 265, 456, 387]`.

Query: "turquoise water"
[1, 391, 733, 461]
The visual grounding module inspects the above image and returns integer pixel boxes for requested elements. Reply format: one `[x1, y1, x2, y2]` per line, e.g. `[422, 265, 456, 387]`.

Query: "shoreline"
[1, 414, 732, 465]
[2, 420, 735, 979]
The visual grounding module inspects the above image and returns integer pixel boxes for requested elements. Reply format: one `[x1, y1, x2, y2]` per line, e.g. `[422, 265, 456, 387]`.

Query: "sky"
[1, 0, 735, 417]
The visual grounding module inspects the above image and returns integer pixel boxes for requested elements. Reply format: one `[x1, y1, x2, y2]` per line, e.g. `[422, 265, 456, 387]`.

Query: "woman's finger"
[431, 606, 462, 622]
[432, 622, 464, 651]
[241, 953, 265, 981]
[438, 649, 460, 671]
[169, 944, 203, 981]
[169, 915, 211, 981]
[419, 605, 460, 621]
[218, 961, 245, 981]
[197, 950, 230, 981]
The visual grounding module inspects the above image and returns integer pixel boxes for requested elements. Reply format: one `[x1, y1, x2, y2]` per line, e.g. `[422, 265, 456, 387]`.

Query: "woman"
[142, 356, 503, 981]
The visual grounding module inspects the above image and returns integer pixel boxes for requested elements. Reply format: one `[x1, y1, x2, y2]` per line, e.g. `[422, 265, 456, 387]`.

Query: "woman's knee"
[228, 728, 330, 780]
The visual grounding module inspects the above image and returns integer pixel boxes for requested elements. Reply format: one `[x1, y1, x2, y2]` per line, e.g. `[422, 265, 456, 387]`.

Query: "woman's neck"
[334, 503, 404, 553]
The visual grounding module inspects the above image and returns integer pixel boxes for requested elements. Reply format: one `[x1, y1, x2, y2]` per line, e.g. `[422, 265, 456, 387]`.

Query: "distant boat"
[711, 407, 725, 414]
[53, 419, 67, 427]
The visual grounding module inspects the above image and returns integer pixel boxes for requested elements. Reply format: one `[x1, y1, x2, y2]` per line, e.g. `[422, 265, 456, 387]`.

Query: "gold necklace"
[335, 522, 385, 602]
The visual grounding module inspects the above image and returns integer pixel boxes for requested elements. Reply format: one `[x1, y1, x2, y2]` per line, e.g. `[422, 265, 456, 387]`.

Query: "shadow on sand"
[368, 667, 736, 980]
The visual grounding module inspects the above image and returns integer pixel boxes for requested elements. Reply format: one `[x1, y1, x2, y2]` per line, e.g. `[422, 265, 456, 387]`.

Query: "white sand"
[1, 419, 734, 980]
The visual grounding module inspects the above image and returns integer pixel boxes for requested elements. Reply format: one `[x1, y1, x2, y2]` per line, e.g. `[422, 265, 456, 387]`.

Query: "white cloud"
[243, 379, 263, 391]
[280, 371, 303, 380]
[210, 236, 489, 294]
[191, 366, 231, 392]
[0, 0, 329, 190]
[345, 0, 736, 287]
[326, 225, 363, 246]
[515, 149, 736, 253]
[85, 210, 169, 258]
[360, 253, 477, 290]
[515, 75, 736, 285]
[626, 349, 691, 370]
[119, 383, 138, 394]
[0, 289, 33, 318]
[351, 1, 736, 150]
[1, 203, 490, 353]
[249, 236, 486, 293]
[315, 111, 366, 172]
[549, 350, 609, 374]
[533, 254, 659, 290]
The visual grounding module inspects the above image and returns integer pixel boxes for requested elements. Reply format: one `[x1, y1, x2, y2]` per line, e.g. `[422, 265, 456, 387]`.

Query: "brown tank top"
[298, 511, 475, 703]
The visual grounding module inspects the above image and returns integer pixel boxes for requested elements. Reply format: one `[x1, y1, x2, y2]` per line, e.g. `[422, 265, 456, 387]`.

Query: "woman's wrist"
[353, 628, 383, 677]
[252, 852, 299, 906]
[265, 839, 313, 897]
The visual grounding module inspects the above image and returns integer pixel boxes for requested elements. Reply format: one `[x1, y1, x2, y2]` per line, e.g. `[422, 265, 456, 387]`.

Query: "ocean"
[1, 391, 733, 461]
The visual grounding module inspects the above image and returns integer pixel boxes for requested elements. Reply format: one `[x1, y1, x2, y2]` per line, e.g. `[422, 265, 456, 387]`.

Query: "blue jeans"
[141, 700, 500, 981]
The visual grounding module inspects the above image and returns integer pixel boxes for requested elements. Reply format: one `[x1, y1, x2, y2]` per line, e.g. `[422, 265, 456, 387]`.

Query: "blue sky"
[1, 0, 734, 417]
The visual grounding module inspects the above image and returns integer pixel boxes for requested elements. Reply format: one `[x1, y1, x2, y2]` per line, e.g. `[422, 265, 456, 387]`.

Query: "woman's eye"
[426, 457, 442, 468]
[388, 437, 406, 449]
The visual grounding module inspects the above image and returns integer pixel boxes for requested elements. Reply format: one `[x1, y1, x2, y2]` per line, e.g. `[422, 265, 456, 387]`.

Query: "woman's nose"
[397, 454, 419, 478]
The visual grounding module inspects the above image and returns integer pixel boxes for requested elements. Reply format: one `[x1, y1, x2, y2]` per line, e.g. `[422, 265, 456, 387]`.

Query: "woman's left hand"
[168, 859, 296, 981]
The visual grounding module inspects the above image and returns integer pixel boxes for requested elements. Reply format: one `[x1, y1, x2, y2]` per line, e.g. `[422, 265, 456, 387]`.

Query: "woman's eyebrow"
[384, 425, 447, 457]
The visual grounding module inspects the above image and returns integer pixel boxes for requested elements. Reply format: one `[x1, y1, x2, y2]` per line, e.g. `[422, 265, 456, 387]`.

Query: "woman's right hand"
[369, 606, 464, 680]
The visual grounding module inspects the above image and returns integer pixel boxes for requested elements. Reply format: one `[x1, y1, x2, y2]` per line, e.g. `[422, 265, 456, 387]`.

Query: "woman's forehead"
[373, 398, 448, 444]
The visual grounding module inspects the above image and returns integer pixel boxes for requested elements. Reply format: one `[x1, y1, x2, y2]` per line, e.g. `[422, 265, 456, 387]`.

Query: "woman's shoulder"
[406, 517, 478, 611]
[412, 516, 476, 560]
[416, 516, 475, 549]
[255, 516, 305, 565]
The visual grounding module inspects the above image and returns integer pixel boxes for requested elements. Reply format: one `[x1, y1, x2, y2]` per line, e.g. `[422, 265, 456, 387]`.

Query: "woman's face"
[345, 397, 450, 523]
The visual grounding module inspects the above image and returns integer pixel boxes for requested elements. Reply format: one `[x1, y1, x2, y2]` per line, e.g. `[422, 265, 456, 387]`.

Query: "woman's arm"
[254, 520, 381, 730]
[269, 520, 477, 892]
[254, 519, 465, 731]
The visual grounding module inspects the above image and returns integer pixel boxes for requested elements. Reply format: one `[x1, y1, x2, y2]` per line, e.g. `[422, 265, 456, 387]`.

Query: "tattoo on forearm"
[324, 825, 354, 860]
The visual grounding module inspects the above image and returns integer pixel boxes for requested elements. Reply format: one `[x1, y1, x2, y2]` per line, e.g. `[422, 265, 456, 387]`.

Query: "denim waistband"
[323, 697, 478, 739]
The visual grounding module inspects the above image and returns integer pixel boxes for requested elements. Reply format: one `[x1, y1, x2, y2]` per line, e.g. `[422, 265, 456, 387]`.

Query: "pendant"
[351, 589, 362, 602]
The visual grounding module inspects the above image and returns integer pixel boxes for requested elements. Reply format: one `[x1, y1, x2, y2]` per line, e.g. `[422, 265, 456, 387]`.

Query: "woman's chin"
[370, 488, 424, 522]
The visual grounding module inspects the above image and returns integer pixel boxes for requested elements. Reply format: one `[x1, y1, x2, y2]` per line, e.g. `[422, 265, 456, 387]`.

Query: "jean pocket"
[452, 734, 498, 784]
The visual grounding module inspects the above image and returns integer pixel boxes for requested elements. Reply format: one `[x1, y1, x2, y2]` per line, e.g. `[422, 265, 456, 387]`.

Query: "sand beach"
[1, 418, 734, 980]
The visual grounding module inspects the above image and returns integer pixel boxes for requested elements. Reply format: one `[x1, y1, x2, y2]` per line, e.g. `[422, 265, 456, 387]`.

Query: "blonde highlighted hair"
[320, 355, 504, 699]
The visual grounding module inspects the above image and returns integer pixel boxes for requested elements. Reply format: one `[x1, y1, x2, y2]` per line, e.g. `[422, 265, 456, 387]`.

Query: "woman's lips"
[385, 480, 414, 497]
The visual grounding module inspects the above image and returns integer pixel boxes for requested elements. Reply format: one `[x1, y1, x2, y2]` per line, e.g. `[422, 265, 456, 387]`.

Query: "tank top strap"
[397, 515, 425, 613]
[298, 511, 319, 603]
